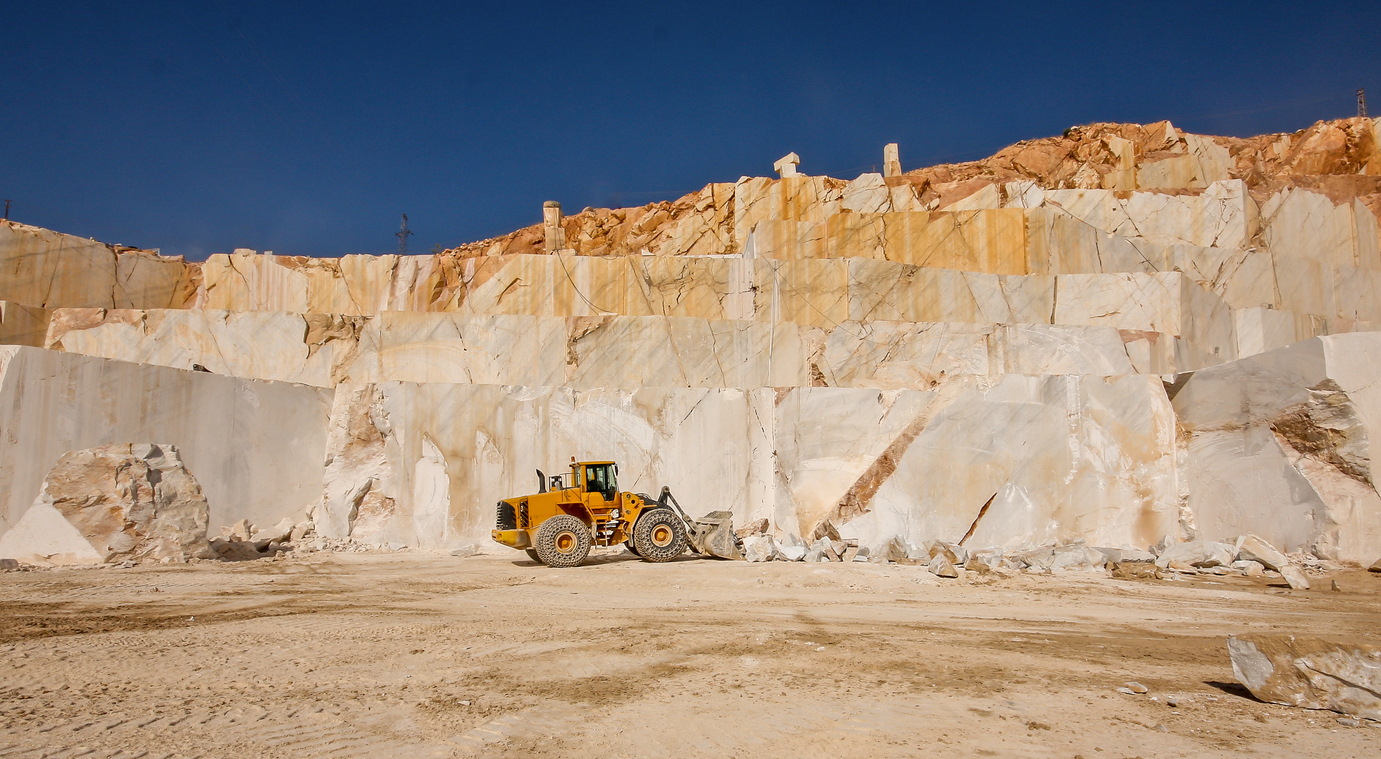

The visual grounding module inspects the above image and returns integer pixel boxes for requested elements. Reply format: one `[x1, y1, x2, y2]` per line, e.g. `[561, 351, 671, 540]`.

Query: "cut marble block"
[1173, 333, 1381, 561]
[847, 260, 1053, 325]
[1037, 180, 1257, 249]
[319, 379, 1180, 552]
[1234, 307, 1314, 358]
[843, 375, 1179, 553]
[749, 210, 1029, 274]
[1260, 188, 1381, 270]
[1052, 271, 1236, 369]
[46, 308, 363, 388]
[0, 301, 49, 347]
[1135, 134, 1231, 189]
[0, 347, 332, 541]
[0, 221, 194, 310]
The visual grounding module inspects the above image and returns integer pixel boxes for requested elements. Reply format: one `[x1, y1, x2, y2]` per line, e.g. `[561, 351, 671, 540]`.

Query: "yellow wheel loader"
[490, 459, 743, 567]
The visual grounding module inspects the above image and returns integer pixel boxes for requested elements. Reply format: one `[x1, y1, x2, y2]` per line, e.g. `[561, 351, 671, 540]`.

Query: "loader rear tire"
[633, 509, 687, 562]
[524, 549, 542, 563]
[534, 515, 591, 568]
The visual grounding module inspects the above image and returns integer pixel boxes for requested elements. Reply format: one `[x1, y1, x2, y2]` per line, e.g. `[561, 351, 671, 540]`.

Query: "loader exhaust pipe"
[536, 469, 547, 494]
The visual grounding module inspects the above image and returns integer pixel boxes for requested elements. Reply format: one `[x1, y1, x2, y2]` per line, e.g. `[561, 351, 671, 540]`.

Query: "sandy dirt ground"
[1, 549, 1379, 759]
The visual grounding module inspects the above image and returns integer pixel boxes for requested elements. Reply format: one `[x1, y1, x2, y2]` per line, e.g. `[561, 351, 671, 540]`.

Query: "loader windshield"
[585, 464, 616, 501]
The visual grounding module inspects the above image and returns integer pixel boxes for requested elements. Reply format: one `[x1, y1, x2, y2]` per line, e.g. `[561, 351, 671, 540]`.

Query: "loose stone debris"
[1228, 635, 1381, 720]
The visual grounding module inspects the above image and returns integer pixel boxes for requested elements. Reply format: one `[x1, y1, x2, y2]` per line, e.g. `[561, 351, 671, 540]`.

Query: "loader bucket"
[687, 510, 744, 560]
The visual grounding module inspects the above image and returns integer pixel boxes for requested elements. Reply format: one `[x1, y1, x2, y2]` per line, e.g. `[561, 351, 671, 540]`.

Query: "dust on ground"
[1, 550, 1378, 758]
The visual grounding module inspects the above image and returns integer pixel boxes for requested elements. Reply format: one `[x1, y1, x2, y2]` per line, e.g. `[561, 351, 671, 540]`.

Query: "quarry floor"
[1, 552, 1379, 759]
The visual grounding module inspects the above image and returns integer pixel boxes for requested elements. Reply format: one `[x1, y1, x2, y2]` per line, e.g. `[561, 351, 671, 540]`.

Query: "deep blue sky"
[2, 1, 1378, 260]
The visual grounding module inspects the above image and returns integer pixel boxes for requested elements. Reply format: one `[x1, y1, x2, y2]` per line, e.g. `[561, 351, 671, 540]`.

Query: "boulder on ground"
[1228, 635, 1381, 719]
[742, 535, 776, 563]
[0, 443, 210, 565]
[1369, 558, 1381, 573]
[1095, 547, 1156, 564]
[1155, 541, 1235, 570]
[810, 519, 842, 543]
[1237, 535, 1290, 572]
[1280, 565, 1311, 590]
[1016, 546, 1056, 571]
[775, 533, 807, 561]
[289, 520, 314, 543]
[735, 518, 770, 539]
[1052, 544, 1108, 571]
[928, 541, 968, 566]
[805, 537, 839, 562]
[1232, 560, 1267, 577]
[871, 536, 909, 563]
[966, 548, 1003, 571]
[0, 558, 17, 571]
[251, 517, 295, 549]
[851, 546, 870, 563]
[928, 555, 959, 578]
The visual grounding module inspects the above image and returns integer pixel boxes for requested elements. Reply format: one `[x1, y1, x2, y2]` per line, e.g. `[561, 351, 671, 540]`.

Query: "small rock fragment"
[1166, 695, 1179, 707]
[1369, 557, 1381, 573]
[1116, 687, 1137, 695]
[449, 544, 481, 557]
[1332, 579, 1341, 592]
[1125, 682, 1148, 694]
[1338, 717, 1362, 727]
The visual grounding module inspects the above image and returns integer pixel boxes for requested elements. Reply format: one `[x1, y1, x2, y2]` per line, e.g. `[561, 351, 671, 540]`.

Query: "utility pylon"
[1360, 88, 1369, 119]
[3, 200, 10, 221]
[396, 214, 414, 256]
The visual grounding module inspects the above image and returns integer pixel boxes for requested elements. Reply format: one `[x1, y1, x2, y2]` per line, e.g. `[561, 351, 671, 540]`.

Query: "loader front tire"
[633, 509, 687, 562]
[534, 515, 592, 568]
[524, 549, 542, 563]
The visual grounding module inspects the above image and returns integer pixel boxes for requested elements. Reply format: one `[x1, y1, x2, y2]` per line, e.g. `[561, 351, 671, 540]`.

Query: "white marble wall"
[1172, 333, 1381, 562]
[0, 347, 332, 539]
[318, 377, 1182, 554]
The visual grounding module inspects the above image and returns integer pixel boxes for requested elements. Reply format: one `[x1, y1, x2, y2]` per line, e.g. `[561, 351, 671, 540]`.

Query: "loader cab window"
[585, 464, 616, 501]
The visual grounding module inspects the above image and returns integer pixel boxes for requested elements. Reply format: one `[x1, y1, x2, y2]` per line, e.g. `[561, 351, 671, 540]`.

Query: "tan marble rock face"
[46, 308, 363, 388]
[0, 443, 211, 565]
[1173, 334, 1381, 562]
[0, 347, 333, 541]
[0, 222, 194, 310]
[0, 301, 49, 347]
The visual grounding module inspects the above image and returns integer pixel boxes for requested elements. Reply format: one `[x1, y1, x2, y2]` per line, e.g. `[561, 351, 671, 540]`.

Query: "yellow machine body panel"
[491, 461, 658, 550]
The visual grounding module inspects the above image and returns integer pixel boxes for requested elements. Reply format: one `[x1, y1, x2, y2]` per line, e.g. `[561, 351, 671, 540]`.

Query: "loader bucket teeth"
[689, 510, 744, 560]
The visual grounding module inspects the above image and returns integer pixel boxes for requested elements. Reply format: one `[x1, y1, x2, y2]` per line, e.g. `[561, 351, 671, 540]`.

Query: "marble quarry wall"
[3, 117, 1381, 565]
[0, 347, 331, 540]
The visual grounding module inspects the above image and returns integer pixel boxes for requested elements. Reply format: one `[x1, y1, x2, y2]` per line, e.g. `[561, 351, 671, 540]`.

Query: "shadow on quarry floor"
[1205, 680, 1261, 702]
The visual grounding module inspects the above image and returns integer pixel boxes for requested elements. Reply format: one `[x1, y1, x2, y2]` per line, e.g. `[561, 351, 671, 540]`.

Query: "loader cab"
[582, 462, 618, 502]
